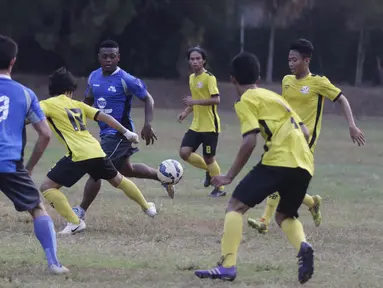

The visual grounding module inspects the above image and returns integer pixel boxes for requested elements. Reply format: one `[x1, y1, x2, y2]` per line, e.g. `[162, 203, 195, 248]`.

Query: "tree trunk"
[355, 27, 366, 86]
[266, 19, 276, 83]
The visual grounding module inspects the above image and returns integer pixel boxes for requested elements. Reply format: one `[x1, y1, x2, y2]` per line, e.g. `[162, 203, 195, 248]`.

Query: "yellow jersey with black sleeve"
[234, 88, 314, 176]
[189, 71, 221, 133]
[282, 73, 341, 152]
[39, 95, 106, 162]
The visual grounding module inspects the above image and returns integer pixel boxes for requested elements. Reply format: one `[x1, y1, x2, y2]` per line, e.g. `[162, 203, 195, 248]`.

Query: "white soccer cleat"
[48, 264, 70, 275]
[143, 202, 157, 218]
[57, 219, 86, 236]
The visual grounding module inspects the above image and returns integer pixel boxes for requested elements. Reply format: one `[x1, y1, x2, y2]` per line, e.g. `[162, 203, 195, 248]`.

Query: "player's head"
[230, 52, 260, 89]
[0, 35, 18, 72]
[48, 67, 77, 97]
[187, 46, 207, 72]
[288, 38, 314, 75]
[98, 40, 120, 73]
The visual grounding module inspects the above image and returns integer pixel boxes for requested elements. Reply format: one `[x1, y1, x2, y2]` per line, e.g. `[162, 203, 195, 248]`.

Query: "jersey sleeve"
[281, 76, 289, 97]
[121, 73, 148, 100]
[26, 89, 46, 124]
[79, 102, 100, 120]
[317, 76, 342, 102]
[234, 98, 260, 137]
[207, 75, 219, 97]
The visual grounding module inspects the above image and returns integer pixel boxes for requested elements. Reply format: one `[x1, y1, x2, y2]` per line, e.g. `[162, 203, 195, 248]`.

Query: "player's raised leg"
[40, 157, 86, 235]
[247, 192, 280, 234]
[248, 192, 322, 234]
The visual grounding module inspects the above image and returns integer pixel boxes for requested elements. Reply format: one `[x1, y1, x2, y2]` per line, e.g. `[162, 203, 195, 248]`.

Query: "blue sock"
[33, 215, 60, 266]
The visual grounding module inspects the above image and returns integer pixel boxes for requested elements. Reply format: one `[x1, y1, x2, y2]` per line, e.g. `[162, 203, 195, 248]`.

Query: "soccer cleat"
[143, 202, 157, 218]
[204, 171, 211, 187]
[309, 195, 322, 227]
[162, 183, 175, 199]
[72, 206, 86, 220]
[57, 219, 86, 236]
[247, 217, 269, 234]
[209, 188, 226, 197]
[297, 242, 314, 284]
[195, 265, 237, 281]
[48, 264, 70, 275]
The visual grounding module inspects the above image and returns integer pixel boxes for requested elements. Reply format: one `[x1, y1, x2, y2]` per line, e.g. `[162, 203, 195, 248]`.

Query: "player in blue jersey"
[70, 40, 174, 223]
[0, 35, 69, 274]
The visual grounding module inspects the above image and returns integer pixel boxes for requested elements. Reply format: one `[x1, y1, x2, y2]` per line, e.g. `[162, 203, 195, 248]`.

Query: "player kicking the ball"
[71, 40, 174, 223]
[178, 47, 225, 197]
[195, 52, 315, 284]
[33, 67, 157, 235]
[247, 38, 365, 234]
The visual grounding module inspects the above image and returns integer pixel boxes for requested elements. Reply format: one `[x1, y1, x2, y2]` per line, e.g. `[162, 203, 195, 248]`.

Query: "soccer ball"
[157, 159, 183, 184]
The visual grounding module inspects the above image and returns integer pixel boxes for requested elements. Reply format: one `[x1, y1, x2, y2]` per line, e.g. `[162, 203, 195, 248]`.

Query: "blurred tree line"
[1, 0, 383, 85]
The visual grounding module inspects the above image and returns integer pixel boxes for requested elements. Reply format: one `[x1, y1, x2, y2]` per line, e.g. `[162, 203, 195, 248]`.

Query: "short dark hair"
[0, 35, 18, 70]
[48, 67, 77, 96]
[187, 46, 207, 60]
[290, 38, 314, 59]
[99, 40, 119, 50]
[230, 52, 260, 85]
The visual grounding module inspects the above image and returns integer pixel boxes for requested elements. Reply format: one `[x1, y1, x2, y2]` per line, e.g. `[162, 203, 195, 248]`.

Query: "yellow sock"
[207, 161, 224, 191]
[262, 192, 280, 225]
[302, 194, 315, 209]
[186, 153, 208, 170]
[42, 188, 80, 224]
[280, 218, 307, 251]
[221, 211, 243, 267]
[117, 177, 150, 210]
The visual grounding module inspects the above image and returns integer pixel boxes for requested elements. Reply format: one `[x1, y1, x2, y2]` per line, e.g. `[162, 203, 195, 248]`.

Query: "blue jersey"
[85, 67, 148, 136]
[0, 75, 45, 172]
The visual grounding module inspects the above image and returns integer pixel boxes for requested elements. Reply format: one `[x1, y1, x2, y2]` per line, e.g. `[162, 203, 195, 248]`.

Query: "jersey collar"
[0, 74, 11, 79]
[111, 67, 121, 75]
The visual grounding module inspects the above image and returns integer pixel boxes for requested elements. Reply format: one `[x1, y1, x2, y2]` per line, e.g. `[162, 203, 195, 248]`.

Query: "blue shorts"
[101, 134, 139, 171]
[0, 168, 41, 212]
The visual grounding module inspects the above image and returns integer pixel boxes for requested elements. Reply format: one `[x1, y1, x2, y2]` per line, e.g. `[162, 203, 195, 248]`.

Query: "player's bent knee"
[179, 148, 192, 161]
[275, 212, 289, 226]
[29, 203, 48, 219]
[226, 197, 250, 214]
[108, 173, 124, 188]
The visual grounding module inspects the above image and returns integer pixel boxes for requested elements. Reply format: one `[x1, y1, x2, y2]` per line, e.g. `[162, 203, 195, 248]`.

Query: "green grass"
[0, 108, 382, 288]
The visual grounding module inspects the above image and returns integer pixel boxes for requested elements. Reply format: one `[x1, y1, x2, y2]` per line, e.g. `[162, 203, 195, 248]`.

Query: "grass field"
[0, 108, 382, 288]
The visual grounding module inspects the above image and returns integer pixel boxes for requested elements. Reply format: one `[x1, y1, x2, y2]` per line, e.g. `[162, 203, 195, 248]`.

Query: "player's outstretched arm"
[25, 120, 51, 175]
[96, 112, 139, 143]
[211, 132, 257, 187]
[336, 94, 366, 146]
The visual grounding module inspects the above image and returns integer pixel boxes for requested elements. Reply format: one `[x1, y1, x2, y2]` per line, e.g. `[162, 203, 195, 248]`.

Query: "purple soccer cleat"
[297, 242, 314, 284]
[195, 265, 237, 281]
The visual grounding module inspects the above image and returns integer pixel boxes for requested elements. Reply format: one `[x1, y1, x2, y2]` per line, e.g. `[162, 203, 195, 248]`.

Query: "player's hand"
[349, 125, 366, 146]
[177, 111, 188, 123]
[141, 124, 157, 145]
[26, 168, 33, 176]
[123, 130, 139, 144]
[211, 175, 232, 187]
[183, 96, 195, 106]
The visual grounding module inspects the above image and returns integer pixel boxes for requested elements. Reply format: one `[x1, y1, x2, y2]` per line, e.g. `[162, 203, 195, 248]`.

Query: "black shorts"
[47, 156, 118, 187]
[0, 169, 41, 212]
[101, 134, 139, 170]
[180, 129, 219, 156]
[232, 163, 312, 218]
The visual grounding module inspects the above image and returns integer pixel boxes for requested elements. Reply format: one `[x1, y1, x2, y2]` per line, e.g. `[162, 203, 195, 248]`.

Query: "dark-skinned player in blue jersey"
[67, 40, 175, 232]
